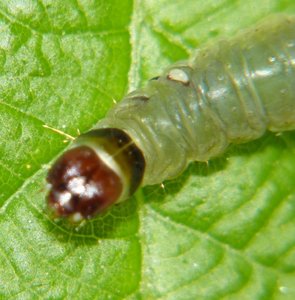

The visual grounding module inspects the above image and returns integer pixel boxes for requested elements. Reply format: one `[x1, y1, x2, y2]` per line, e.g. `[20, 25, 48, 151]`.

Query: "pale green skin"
[97, 15, 295, 186]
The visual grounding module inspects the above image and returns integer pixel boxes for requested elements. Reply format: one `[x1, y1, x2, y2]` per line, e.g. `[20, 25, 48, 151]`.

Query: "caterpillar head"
[46, 128, 145, 222]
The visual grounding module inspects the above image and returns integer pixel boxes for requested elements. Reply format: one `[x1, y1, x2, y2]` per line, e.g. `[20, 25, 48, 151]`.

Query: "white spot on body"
[251, 68, 273, 78]
[167, 68, 189, 84]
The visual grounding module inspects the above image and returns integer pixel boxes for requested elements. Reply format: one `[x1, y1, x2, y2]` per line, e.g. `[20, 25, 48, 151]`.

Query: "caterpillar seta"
[46, 14, 295, 222]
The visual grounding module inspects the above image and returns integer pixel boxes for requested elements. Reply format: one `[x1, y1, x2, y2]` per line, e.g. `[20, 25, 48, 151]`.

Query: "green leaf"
[0, 0, 294, 299]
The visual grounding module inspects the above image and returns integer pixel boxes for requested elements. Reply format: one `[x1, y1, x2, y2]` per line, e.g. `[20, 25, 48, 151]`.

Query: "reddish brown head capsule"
[47, 146, 123, 221]
[46, 128, 145, 222]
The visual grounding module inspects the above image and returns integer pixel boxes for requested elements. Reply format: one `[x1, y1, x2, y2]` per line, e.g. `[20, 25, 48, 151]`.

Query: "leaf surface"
[0, 1, 294, 299]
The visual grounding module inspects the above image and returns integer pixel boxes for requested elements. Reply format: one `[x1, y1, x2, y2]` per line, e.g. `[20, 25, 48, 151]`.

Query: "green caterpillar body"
[98, 14, 295, 185]
[47, 14, 295, 221]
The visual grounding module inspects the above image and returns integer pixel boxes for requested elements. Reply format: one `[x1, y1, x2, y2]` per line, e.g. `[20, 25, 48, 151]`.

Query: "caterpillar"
[47, 14, 295, 222]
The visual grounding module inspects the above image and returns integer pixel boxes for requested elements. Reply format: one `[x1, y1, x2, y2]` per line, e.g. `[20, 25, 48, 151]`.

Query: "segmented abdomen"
[189, 14, 295, 145]
[98, 15, 295, 185]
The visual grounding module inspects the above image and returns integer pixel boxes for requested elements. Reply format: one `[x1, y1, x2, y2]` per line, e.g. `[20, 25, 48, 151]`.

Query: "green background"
[0, 0, 294, 299]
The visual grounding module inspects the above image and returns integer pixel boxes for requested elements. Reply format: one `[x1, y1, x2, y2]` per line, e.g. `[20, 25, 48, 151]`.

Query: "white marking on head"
[66, 165, 80, 177]
[67, 176, 102, 199]
[58, 191, 72, 207]
[84, 182, 102, 198]
[72, 212, 83, 222]
[67, 176, 86, 194]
